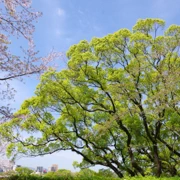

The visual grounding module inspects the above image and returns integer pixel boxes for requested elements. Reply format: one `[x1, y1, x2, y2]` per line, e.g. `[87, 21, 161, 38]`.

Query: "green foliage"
[44, 169, 74, 180]
[75, 169, 97, 180]
[97, 168, 117, 178]
[0, 168, 180, 180]
[3, 174, 180, 180]
[8, 174, 44, 180]
[16, 167, 33, 176]
[1, 18, 180, 178]
[0, 171, 16, 178]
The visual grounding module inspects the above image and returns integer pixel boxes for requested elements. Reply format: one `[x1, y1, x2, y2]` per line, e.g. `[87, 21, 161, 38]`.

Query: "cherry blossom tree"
[0, 157, 14, 172]
[0, 0, 62, 165]
[0, 0, 62, 121]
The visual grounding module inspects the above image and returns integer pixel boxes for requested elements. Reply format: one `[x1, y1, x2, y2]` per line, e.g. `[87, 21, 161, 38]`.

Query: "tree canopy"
[1, 18, 180, 177]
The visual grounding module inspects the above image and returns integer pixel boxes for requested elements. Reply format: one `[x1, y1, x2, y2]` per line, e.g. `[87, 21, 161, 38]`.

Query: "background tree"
[0, 158, 14, 172]
[0, 0, 61, 165]
[0, 0, 61, 121]
[1, 18, 180, 177]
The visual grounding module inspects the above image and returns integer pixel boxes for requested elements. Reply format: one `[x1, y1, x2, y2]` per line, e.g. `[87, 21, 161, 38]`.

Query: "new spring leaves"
[1, 19, 180, 177]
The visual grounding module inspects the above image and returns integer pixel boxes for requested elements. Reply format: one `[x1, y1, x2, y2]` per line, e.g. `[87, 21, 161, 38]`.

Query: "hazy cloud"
[57, 7, 65, 17]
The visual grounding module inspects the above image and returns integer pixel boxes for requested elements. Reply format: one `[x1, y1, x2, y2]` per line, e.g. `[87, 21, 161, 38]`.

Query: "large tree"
[1, 19, 180, 177]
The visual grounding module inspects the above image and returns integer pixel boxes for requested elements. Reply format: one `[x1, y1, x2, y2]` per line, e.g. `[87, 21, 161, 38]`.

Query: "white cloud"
[54, 7, 66, 37]
[57, 7, 65, 17]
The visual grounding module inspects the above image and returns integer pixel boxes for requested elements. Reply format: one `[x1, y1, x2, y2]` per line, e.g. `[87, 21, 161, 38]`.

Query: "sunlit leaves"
[1, 18, 180, 177]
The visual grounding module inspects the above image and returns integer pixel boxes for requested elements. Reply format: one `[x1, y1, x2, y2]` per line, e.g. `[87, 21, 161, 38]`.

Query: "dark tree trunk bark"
[110, 166, 124, 178]
[128, 147, 145, 176]
[153, 143, 162, 177]
[116, 117, 144, 176]
[169, 165, 177, 176]
[125, 167, 136, 177]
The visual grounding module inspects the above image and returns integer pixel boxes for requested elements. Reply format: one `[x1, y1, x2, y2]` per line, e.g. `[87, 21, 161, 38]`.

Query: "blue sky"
[10, 0, 180, 171]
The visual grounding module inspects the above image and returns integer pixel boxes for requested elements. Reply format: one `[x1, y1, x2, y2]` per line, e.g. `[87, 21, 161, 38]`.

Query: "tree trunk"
[153, 143, 162, 177]
[170, 165, 177, 176]
[111, 166, 124, 178]
[128, 147, 145, 176]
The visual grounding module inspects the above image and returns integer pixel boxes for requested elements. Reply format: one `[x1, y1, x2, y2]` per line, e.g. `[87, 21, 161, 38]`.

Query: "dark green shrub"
[44, 170, 74, 180]
[16, 167, 33, 176]
[97, 168, 117, 178]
